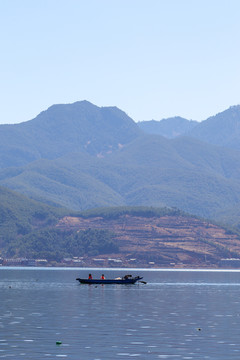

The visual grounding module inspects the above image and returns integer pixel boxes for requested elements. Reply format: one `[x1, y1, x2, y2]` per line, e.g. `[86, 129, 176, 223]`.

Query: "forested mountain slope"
[1, 134, 240, 222]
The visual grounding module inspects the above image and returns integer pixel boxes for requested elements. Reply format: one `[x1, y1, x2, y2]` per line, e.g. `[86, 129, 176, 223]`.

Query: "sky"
[1, 0, 240, 124]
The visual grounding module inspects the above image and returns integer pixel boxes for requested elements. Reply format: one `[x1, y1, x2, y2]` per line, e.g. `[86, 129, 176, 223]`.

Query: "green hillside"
[2, 134, 240, 222]
[0, 186, 118, 259]
[0, 186, 63, 253]
[2, 185, 240, 265]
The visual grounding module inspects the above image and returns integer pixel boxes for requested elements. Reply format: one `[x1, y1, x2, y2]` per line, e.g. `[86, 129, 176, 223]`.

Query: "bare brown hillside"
[57, 215, 240, 268]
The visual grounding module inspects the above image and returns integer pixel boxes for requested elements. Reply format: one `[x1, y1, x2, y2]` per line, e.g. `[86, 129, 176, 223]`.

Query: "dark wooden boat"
[76, 275, 143, 285]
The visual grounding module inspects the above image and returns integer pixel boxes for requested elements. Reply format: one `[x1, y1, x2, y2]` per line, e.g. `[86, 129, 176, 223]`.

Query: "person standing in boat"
[101, 274, 105, 279]
[88, 273, 92, 279]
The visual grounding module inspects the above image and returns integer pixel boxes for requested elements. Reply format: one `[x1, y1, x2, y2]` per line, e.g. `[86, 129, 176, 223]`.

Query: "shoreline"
[1, 265, 240, 272]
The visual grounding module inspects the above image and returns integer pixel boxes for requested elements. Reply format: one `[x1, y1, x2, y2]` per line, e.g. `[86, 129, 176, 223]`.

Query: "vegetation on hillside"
[79, 205, 188, 219]
[0, 186, 119, 260]
[2, 134, 240, 222]
[2, 186, 240, 264]
[6, 228, 118, 260]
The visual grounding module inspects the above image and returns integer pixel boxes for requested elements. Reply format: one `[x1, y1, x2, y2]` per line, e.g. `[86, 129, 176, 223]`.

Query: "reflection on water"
[1, 268, 240, 359]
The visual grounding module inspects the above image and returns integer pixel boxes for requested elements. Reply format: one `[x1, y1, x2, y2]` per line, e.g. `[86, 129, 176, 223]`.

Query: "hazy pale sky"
[1, 0, 240, 124]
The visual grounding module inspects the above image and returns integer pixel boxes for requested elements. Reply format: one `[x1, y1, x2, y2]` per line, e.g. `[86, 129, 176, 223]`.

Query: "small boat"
[76, 274, 143, 285]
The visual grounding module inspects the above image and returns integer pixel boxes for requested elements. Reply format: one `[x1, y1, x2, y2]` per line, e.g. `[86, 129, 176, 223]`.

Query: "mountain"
[138, 106, 240, 151]
[137, 105, 240, 150]
[188, 105, 240, 150]
[1, 101, 240, 224]
[138, 117, 198, 138]
[0, 101, 142, 168]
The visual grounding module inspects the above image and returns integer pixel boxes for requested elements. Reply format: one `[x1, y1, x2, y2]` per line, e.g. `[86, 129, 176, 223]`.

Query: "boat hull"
[76, 276, 143, 285]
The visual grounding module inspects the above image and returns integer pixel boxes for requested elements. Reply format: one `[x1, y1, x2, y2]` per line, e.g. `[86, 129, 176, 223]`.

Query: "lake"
[1, 268, 240, 359]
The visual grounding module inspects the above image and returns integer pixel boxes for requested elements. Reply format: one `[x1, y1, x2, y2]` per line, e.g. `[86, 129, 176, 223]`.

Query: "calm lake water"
[1, 268, 240, 359]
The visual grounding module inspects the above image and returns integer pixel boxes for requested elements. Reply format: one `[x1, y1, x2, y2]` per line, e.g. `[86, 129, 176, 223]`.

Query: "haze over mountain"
[1, 101, 240, 226]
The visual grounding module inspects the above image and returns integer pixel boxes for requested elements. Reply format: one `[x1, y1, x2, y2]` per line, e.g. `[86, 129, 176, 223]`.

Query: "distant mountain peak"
[209, 104, 240, 119]
[188, 104, 240, 149]
[138, 116, 198, 138]
[0, 100, 142, 168]
[229, 104, 240, 110]
[44, 100, 98, 113]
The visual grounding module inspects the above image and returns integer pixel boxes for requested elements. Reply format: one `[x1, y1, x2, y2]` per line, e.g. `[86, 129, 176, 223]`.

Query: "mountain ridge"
[138, 116, 198, 138]
[139, 105, 240, 151]
[188, 105, 240, 150]
[0, 100, 142, 168]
